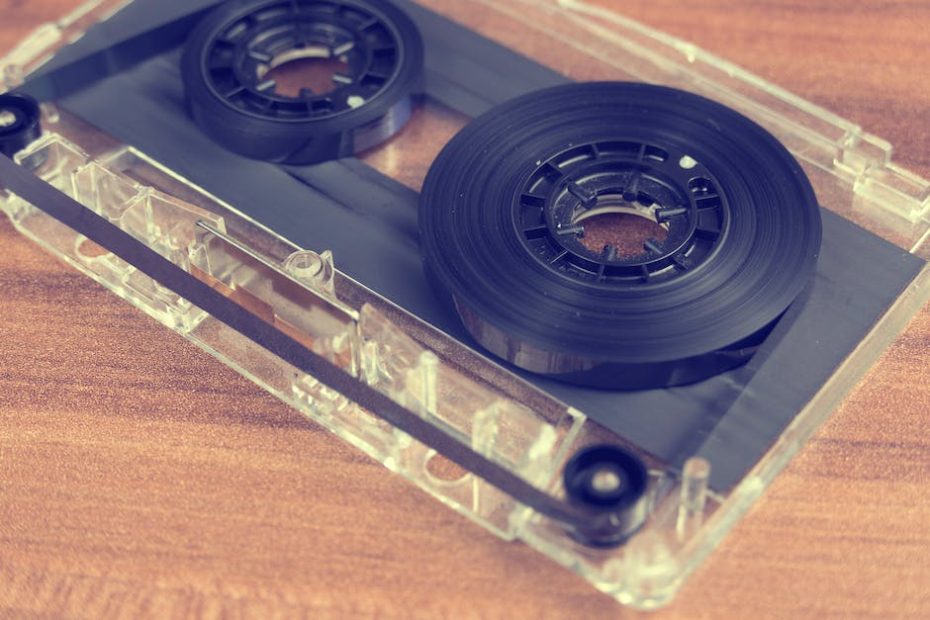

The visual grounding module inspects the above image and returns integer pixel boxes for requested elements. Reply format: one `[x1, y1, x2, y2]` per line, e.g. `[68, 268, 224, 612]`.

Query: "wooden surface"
[2, 1, 930, 618]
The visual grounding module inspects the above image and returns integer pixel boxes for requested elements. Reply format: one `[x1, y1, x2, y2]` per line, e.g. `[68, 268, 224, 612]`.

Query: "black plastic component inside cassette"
[181, 0, 423, 164]
[0, 92, 42, 158]
[563, 444, 650, 547]
[420, 82, 822, 390]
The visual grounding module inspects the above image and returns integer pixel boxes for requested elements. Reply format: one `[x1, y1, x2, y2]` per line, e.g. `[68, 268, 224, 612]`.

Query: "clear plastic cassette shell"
[2, 0, 929, 610]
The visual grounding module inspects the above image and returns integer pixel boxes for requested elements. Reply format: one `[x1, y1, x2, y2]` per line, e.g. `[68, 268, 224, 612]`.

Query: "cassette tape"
[1, 0, 928, 610]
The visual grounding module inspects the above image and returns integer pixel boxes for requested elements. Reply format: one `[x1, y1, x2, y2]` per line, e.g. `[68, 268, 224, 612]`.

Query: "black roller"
[419, 82, 822, 390]
[562, 444, 650, 547]
[0, 92, 42, 158]
[181, 0, 423, 165]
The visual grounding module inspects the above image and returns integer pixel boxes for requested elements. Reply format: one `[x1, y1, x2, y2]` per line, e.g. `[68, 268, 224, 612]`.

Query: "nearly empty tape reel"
[419, 82, 823, 390]
[181, 0, 423, 165]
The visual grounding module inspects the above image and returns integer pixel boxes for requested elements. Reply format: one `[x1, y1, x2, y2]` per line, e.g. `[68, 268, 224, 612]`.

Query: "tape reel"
[181, 0, 423, 164]
[419, 82, 822, 390]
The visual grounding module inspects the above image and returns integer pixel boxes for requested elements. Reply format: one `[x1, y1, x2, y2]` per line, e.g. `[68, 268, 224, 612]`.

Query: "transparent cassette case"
[2, 0, 929, 610]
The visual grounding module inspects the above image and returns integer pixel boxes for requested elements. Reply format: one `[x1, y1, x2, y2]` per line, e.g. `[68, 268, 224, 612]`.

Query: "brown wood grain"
[2, 1, 930, 618]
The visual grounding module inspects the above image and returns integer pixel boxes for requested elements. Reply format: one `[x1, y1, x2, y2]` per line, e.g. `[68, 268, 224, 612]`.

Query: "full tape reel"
[420, 82, 823, 390]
